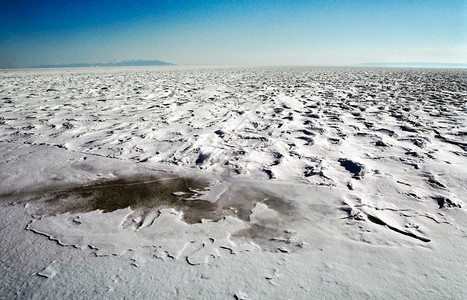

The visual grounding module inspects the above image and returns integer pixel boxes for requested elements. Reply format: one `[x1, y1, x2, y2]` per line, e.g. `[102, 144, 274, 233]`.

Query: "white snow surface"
[0, 66, 466, 299]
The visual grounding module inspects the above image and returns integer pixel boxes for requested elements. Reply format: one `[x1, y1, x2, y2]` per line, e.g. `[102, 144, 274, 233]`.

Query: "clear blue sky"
[0, 0, 466, 68]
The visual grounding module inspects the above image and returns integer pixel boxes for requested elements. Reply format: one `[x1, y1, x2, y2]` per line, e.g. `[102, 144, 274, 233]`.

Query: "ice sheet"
[1, 66, 466, 298]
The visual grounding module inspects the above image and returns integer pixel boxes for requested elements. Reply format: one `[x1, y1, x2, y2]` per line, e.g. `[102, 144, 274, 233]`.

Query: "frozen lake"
[1, 66, 466, 298]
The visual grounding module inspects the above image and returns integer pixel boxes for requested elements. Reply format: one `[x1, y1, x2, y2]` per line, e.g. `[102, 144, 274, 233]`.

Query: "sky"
[0, 0, 466, 68]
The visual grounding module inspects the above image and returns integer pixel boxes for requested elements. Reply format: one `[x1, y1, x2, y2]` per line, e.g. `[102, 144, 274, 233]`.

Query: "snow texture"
[0, 66, 466, 298]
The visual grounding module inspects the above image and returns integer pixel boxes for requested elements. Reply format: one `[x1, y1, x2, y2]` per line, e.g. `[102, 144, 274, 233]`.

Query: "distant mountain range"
[33, 59, 175, 68]
[354, 62, 467, 68]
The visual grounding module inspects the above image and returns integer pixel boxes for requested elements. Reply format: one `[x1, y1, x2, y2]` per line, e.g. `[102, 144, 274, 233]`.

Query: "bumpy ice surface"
[1, 67, 466, 298]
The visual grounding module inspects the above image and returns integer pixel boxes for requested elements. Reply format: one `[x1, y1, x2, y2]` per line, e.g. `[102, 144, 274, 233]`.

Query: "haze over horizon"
[0, 0, 466, 68]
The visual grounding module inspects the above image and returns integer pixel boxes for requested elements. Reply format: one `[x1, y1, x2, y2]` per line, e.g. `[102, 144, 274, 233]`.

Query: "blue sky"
[0, 0, 466, 68]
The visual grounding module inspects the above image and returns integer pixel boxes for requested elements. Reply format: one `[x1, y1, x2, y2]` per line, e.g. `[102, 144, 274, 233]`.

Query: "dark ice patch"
[214, 130, 225, 138]
[433, 196, 461, 209]
[338, 158, 364, 179]
[195, 153, 210, 165]
[11, 175, 295, 225]
[375, 140, 387, 147]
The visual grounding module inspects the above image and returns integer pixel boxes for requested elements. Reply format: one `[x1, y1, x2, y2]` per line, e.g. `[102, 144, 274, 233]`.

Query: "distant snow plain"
[0, 66, 466, 299]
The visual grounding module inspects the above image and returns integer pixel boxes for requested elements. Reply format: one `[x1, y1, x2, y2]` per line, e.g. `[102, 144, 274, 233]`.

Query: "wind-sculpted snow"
[0, 66, 466, 298]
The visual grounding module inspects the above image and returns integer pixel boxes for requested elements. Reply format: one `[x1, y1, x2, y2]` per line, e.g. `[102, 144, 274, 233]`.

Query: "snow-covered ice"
[0, 66, 466, 298]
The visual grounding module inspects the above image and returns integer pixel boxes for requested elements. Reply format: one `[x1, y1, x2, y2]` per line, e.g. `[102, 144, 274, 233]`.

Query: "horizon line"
[1, 61, 467, 70]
